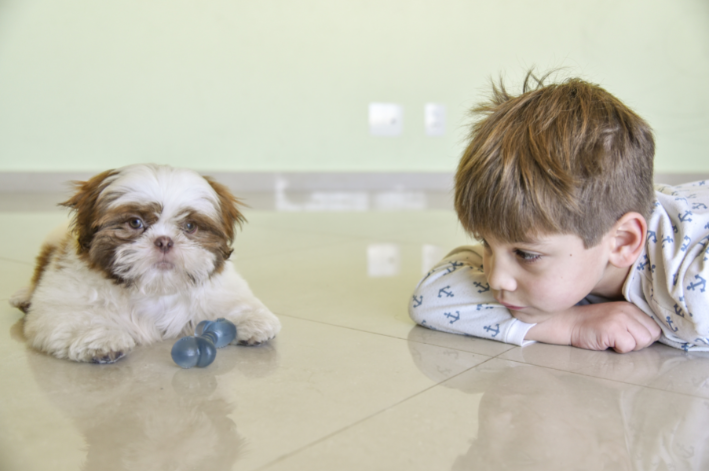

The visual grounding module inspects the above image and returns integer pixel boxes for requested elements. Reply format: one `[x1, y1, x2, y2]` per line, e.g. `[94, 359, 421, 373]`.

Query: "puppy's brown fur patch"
[87, 203, 163, 283]
[16, 242, 59, 313]
[31, 243, 57, 288]
[204, 177, 246, 243]
[181, 211, 234, 274]
[61, 169, 119, 254]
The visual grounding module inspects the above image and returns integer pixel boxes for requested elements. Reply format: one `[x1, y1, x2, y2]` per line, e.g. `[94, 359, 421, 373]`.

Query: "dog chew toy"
[171, 318, 237, 368]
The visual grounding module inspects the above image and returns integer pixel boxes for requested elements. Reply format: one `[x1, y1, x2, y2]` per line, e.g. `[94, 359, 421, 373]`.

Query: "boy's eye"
[515, 249, 541, 262]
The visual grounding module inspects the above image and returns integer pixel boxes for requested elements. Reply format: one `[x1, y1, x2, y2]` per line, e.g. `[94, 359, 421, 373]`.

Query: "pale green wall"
[0, 0, 707, 173]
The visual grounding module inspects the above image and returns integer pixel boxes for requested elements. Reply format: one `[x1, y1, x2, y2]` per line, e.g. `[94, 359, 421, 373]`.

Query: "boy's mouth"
[498, 299, 525, 310]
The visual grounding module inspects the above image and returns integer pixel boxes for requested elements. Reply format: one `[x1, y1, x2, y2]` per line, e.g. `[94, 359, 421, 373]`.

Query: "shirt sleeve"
[408, 245, 535, 346]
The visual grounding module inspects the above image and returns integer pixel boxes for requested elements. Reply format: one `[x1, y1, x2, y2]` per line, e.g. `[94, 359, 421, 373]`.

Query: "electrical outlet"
[369, 103, 403, 136]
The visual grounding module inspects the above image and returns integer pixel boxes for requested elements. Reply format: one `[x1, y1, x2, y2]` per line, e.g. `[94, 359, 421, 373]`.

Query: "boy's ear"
[608, 212, 647, 268]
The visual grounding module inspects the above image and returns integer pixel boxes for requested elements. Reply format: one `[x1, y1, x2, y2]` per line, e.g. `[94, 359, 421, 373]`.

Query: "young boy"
[410, 73, 709, 353]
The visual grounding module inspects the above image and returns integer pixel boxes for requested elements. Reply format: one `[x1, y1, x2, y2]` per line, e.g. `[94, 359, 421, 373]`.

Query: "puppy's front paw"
[9, 287, 32, 313]
[91, 350, 127, 364]
[65, 329, 136, 363]
[235, 310, 281, 346]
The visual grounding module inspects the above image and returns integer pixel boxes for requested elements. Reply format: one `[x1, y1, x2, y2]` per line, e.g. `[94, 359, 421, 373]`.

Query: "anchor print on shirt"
[443, 261, 465, 276]
[674, 297, 693, 318]
[679, 211, 693, 223]
[647, 231, 657, 244]
[483, 324, 500, 338]
[662, 235, 673, 248]
[636, 255, 654, 273]
[444, 311, 460, 324]
[438, 286, 454, 298]
[681, 236, 692, 252]
[687, 275, 706, 293]
[412, 295, 423, 308]
[473, 281, 490, 293]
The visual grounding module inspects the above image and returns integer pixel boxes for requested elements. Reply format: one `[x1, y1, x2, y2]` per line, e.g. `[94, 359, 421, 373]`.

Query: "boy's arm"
[524, 301, 661, 353]
[409, 246, 535, 345]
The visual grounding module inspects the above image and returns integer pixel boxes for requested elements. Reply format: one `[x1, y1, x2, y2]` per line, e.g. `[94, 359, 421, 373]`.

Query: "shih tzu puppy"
[9, 164, 281, 363]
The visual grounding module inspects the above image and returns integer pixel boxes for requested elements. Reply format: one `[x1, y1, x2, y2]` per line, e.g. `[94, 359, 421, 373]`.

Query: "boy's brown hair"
[455, 71, 655, 248]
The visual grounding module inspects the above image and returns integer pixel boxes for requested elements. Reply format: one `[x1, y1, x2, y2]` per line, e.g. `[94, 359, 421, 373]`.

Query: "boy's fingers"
[633, 311, 662, 340]
[625, 306, 662, 344]
[612, 331, 637, 354]
[624, 319, 657, 351]
[633, 306, 662, 340]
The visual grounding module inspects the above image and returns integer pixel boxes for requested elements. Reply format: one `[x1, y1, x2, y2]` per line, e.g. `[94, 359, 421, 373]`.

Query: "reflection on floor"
[1, 190, 708, 471]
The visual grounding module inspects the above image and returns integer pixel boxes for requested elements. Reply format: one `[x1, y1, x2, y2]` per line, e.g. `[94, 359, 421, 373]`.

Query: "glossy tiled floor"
[1, 190, 709, 470]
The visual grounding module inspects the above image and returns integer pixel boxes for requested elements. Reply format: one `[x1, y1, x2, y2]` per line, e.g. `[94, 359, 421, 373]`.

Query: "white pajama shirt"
[409, 181, 709, 351]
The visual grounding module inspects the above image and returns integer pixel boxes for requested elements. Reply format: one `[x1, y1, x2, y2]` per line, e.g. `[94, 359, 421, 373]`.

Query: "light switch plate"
[424, 103, 446, 136]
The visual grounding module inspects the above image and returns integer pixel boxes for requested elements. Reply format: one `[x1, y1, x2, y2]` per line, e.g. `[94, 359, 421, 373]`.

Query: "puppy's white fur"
[10, 164, 281, 363]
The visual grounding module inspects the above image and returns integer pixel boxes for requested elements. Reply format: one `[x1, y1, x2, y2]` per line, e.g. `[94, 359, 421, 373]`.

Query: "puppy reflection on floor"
[9, 164, 281, 363]
[18, 323, 280, 471]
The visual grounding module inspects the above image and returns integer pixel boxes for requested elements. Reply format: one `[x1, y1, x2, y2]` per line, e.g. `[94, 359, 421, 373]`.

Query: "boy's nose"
[486, 258, 517, 293]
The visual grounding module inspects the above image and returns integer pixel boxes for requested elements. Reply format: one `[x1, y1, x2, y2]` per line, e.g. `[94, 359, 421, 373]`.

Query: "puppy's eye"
[128, 218, 144, 230]
[184, 222, 197, 234]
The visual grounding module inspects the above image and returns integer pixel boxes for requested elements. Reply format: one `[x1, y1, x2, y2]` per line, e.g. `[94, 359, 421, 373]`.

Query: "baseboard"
[0, 171, 706, 193]
[0, 172, 456, 193]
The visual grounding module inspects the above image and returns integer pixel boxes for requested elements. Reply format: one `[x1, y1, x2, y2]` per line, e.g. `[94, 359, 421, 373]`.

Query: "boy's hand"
[568, 302, 661, 352]
[525, 302, 661, 353]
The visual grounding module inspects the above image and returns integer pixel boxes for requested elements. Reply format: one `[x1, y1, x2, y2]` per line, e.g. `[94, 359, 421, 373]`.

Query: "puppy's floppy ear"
[204, 177, 247, 243]
[61, 169, 118, 252]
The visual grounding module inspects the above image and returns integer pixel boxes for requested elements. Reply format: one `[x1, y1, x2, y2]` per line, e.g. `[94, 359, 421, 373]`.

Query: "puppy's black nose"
[154, 236, 174, 253]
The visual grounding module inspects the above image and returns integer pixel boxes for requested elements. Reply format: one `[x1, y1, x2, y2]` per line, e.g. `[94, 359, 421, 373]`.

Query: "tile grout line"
[501, 356, 709, 400]
[280, 309, 709, 401]
[275, 312, 513, 356]
[255, 355, 499, 471]
[0, 256, 33, 265]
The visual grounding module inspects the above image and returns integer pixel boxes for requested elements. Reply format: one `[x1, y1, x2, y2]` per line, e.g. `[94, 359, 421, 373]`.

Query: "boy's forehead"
[481, 231, 586, 249]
